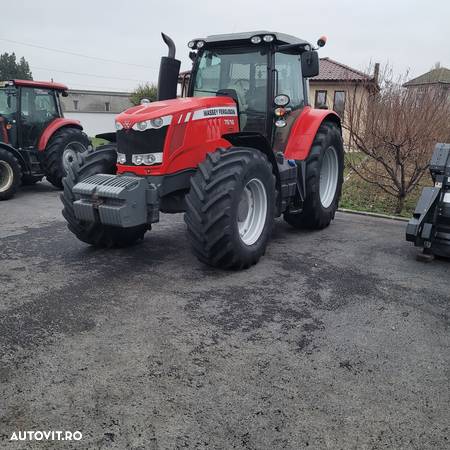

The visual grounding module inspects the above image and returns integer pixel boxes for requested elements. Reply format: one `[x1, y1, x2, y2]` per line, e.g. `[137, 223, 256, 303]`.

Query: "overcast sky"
[2, 0, 449, 92]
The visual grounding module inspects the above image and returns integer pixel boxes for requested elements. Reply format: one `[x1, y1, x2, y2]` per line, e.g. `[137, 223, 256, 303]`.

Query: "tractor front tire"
[61, 144, 148, 247]
[0, 148, 22, 201]
[284, 121, 344, 230]
[185, 147, 276, 269]
[44, 127, 90, 189]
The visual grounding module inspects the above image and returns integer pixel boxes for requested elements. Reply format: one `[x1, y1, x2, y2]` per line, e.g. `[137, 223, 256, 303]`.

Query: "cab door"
[19, 87, 60, 148]
[271, 51, 306, 152]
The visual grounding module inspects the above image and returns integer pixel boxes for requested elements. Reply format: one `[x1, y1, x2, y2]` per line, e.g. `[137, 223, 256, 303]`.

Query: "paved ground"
[0, 182, 449, 450]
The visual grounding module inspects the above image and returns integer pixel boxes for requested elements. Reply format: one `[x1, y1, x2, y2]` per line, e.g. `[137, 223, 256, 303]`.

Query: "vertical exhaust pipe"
[157, 33, 181, 101]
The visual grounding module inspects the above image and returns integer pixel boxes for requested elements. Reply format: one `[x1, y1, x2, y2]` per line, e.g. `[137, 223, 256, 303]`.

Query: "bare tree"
[344, 66, 450, 214]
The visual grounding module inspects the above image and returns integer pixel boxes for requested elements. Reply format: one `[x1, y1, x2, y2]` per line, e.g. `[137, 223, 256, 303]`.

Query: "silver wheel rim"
[0, 160, 14, 193]
[62, 142, 87, 171]
[320, 146, 339, 208]
[237, 178, 267, 245]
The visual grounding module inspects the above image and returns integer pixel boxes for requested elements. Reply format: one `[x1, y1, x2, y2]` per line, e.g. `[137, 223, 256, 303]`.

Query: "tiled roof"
[403, 67, 450, 87]
[312, 57, 372, 82]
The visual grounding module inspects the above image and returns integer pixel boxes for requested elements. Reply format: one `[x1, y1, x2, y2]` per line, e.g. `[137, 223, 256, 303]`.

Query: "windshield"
[0, 87, 17, 116]
[193, 47, 268, 133]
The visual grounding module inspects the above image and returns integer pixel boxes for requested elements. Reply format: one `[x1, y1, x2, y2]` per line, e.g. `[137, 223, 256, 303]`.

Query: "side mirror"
[301, 50, 319, 78]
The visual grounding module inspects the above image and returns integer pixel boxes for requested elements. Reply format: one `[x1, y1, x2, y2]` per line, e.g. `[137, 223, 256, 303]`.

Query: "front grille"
[116, 126, 168, 164]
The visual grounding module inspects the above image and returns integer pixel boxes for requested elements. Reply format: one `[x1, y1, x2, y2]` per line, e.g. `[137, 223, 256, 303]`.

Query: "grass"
[90, 137, 108, 148]
[341, 153, 430, 218]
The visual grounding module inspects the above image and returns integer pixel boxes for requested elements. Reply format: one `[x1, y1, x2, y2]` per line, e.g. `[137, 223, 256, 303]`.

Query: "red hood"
[116, 96, 236, 126]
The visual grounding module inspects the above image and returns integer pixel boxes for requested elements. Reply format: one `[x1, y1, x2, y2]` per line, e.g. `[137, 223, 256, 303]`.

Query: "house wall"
[64, 112, 117, 137]
[60, 90, 132, 113]
[60, 89, 133, 137]
[309, 82, 370, 149]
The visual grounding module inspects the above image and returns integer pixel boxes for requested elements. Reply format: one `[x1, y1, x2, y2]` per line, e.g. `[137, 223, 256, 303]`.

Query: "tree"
[344, 66, 450, 214]
[130, 83, 157, 105]
[0, 52, 33, 80]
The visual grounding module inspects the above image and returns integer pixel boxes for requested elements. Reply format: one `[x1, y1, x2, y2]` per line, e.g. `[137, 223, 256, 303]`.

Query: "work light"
[251, 36, 262, 44]
[196, 40, 205, 48]
[263, 34, 274, 42]
[188, 41, 196, 48]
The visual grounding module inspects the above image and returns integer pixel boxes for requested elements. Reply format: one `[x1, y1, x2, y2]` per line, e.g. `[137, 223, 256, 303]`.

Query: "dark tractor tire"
[44, 127, 90, 189]
[22, 175, 43, 185]
[0, 148, 22, 201]
[61, 144, 148, 247]
[184, 147, 276, 270]
[284, 121, 344, 230]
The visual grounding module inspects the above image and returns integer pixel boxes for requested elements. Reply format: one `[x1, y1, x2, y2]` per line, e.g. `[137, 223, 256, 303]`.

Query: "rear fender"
[38, 118, 83, 151]
[284, 106, 341, 161]
[0, 142, 29, 172]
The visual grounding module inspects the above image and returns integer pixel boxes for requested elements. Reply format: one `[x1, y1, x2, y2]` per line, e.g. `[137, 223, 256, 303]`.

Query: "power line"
[31, 65, 148, 83]
[0, 37, 157, 70]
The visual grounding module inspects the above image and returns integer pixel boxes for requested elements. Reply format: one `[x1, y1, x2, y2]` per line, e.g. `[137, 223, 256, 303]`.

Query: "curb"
[338, 208, 410, 222]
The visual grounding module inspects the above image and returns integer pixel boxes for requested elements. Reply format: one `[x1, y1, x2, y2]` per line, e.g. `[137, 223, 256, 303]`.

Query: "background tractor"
[0, 79, 89, 200]
[62, 31, 344, 269]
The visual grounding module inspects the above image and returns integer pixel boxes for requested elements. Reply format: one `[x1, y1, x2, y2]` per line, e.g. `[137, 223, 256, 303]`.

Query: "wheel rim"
[0, 160, 14, 193]
[319, 146, 339, 208]
[237, 178, 267, 245]
[62, 142, 87, 171]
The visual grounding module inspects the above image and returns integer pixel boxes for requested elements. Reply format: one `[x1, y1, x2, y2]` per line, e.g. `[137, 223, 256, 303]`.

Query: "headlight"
[117, 153, 126, 164]
[251, 36, 262, 44]
[133, 155, 143, 165]
[263, 34, 274, 42]
[132, 115, 172, 131]
[150, 117, 163, 128]
[444, 193, 450, 204]
[132, 153, 163, 166]
[115, 121, 123, 130]
[136, 121, 148, 131]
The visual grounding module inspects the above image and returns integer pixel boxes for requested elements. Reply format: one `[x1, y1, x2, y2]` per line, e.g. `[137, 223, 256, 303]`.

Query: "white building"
[60, 89, 133, 137]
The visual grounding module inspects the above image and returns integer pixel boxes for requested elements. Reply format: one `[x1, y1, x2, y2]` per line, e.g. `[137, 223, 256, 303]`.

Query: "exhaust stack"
[157, 33, 181, 101]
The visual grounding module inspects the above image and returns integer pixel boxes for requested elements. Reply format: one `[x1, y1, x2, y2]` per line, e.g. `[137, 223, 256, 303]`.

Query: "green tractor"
[0, 79, 89, 200]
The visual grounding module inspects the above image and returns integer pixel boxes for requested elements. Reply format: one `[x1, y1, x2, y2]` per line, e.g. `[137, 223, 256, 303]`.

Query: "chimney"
[373, 63, 380, 84]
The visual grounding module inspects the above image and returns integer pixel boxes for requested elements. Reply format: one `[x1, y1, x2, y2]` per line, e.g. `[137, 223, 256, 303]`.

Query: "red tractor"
[62, 31, 344, 269]
[0, 79, 89, 200]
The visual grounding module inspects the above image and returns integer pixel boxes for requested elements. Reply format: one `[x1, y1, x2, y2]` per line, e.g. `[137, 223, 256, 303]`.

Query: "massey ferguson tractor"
[0, 79, 89, 200]
[61, 31, 344, 269]
[406, 143, 450, 261]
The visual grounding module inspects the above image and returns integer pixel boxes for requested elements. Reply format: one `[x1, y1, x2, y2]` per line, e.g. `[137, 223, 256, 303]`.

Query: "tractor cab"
[185, 31, 321, 142]
[0, 80, 66, 149]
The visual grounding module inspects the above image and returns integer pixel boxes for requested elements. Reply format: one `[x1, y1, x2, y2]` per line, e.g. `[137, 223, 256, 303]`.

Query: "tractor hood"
[116, 96, 237, 129]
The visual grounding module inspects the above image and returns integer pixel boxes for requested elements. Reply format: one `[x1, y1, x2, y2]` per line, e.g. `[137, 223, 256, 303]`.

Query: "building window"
[105, 102, 110, 112]
[314, 90, 327, 108]
[333, 91, 346, 117]
[73, 100, 78, 110]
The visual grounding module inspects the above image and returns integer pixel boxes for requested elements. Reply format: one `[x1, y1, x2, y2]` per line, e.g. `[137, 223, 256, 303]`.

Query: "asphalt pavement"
[0, 181, 448, 449]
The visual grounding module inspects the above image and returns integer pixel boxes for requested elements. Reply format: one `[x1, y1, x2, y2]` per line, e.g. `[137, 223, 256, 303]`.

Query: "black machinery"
[406, 143, 450, 261]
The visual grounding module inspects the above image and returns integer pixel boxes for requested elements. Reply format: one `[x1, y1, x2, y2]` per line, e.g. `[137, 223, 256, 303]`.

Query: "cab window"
[275, 52, 304, 109]
[20, 87, 59, 147]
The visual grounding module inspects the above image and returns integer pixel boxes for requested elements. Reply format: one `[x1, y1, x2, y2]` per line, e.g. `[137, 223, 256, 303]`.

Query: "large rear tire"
[284, 121, 344, 230]
[44, 127, 90, 189]
[61, 144, 148, 247]
[0, 148, 22, 201]
[184, 147, 276, 269]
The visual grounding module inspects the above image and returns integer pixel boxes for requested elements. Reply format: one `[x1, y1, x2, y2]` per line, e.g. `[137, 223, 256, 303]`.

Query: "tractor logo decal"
[192, 107, 238, 121]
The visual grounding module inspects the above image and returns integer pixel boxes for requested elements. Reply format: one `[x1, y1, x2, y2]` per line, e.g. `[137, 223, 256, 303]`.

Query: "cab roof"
[6, 79, 68, 91]
[201, 30, 310, 47]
